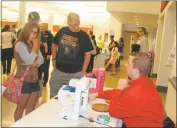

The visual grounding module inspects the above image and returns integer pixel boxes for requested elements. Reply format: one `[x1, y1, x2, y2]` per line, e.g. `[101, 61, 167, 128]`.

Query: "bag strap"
[20, 65, 29, 81]
[18, 44, 33, 81]
[9, 60, 29, 80]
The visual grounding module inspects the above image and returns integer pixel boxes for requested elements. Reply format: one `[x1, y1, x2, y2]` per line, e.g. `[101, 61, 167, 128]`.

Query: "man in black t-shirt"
[49, 12, 93, 98]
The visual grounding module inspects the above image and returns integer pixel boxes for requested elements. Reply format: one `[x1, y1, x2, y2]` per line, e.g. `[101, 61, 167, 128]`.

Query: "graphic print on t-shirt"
[57, 34, 80, 64]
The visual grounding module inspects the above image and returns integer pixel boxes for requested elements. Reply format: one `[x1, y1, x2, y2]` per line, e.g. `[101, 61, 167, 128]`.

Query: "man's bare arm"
[82, 51, 91, 74]
[51, 43, 57, 68]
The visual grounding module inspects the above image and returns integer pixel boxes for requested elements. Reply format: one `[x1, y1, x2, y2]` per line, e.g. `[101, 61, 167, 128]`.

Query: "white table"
[10, 97, 122, 127]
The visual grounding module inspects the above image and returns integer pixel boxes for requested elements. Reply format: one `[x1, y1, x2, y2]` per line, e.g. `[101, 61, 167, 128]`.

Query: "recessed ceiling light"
[136, 22, 139, 23]
[134, 15, 138, 18]
[135, 19, 138, 20]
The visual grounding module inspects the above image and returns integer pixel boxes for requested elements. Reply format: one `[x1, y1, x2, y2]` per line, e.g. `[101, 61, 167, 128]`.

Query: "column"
[18, 1, 26, 28]
[109, 15, 122, 40]
[147, 27, 155, 51]
[48, 15, 53, 32]
[156, 8, 176, 89]
[152, 18, 164, 74]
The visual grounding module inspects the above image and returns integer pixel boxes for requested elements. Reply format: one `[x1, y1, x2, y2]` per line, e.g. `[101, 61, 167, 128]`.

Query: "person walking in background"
[136, 27, 153, 77]
[1, 25, 17, 75]
[105, 41, 119, 75]
[96, 35, 104, 50]
[17, 11, 48, 56]
[38, 24, 53, 87]
[14, 22, 44, 121]
[49, 12, 93, 98]
[109, 35, 115, 52]
[117, 37, 124, 59]
[136, 27, 149, 53]
[86, 33, 97, 73]
[11, 24, 17, 58]
[11, 24, 17, 37]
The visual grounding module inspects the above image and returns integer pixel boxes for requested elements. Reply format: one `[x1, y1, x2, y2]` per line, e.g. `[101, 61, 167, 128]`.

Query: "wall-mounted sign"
[166, 36, 176, 67]
[110, 28, 115, 36]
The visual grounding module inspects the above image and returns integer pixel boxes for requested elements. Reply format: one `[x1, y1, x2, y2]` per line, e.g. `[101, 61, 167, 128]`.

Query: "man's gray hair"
[67, 12, 80, 22]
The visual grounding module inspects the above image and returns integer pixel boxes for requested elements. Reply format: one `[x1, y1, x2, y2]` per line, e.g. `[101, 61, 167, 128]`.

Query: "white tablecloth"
[10, 87, 122, 127]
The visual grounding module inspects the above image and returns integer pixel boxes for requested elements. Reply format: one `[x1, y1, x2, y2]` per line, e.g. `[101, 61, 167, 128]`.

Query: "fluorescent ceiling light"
[27, 8, 56, 13]
[2, 1, 109, 27]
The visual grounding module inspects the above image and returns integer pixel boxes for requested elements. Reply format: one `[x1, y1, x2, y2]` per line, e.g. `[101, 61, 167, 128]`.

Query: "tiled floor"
[1, 58, 167, 127]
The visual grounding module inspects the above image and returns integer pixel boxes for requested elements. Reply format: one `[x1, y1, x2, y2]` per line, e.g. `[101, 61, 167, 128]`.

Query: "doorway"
[123, 31, 137, 59]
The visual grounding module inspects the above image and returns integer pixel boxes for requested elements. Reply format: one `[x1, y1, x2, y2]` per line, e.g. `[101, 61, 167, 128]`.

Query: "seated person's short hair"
[130, 52, 152, 76]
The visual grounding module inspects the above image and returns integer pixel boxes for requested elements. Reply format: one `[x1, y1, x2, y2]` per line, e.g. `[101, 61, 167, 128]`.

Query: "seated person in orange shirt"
[89, 52, 164, 127]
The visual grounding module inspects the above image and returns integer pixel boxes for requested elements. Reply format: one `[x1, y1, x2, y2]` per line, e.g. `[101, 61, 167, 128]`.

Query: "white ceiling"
[2, 1, 161, 31]
[110, 11, 159, 28]
[2, 1, 110, 27]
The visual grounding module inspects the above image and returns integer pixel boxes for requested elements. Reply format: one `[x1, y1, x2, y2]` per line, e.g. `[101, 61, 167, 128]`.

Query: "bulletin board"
[166, 30, 176, 67]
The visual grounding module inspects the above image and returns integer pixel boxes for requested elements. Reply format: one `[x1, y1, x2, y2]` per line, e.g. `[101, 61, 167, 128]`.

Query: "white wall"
[107, 1, 160, 15]
[109, 15, 122, 41]
[169, 29, 176, 78]
[147, 27, 156, 51]
[156, 8, 176, 87]
[93, 15, 122, 46]
[93, 25, 109, 41]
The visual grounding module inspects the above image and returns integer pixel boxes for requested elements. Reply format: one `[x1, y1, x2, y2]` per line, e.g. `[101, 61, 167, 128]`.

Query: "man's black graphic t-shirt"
[54, 27, 93, 73]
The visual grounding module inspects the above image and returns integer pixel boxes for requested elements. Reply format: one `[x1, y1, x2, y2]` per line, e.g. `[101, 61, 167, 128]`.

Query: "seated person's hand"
[88, 92, 98, 102]
[117, 79, 129, 90]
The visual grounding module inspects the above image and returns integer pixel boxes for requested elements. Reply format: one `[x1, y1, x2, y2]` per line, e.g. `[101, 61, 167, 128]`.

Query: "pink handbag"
[3, 64, 29, 104]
